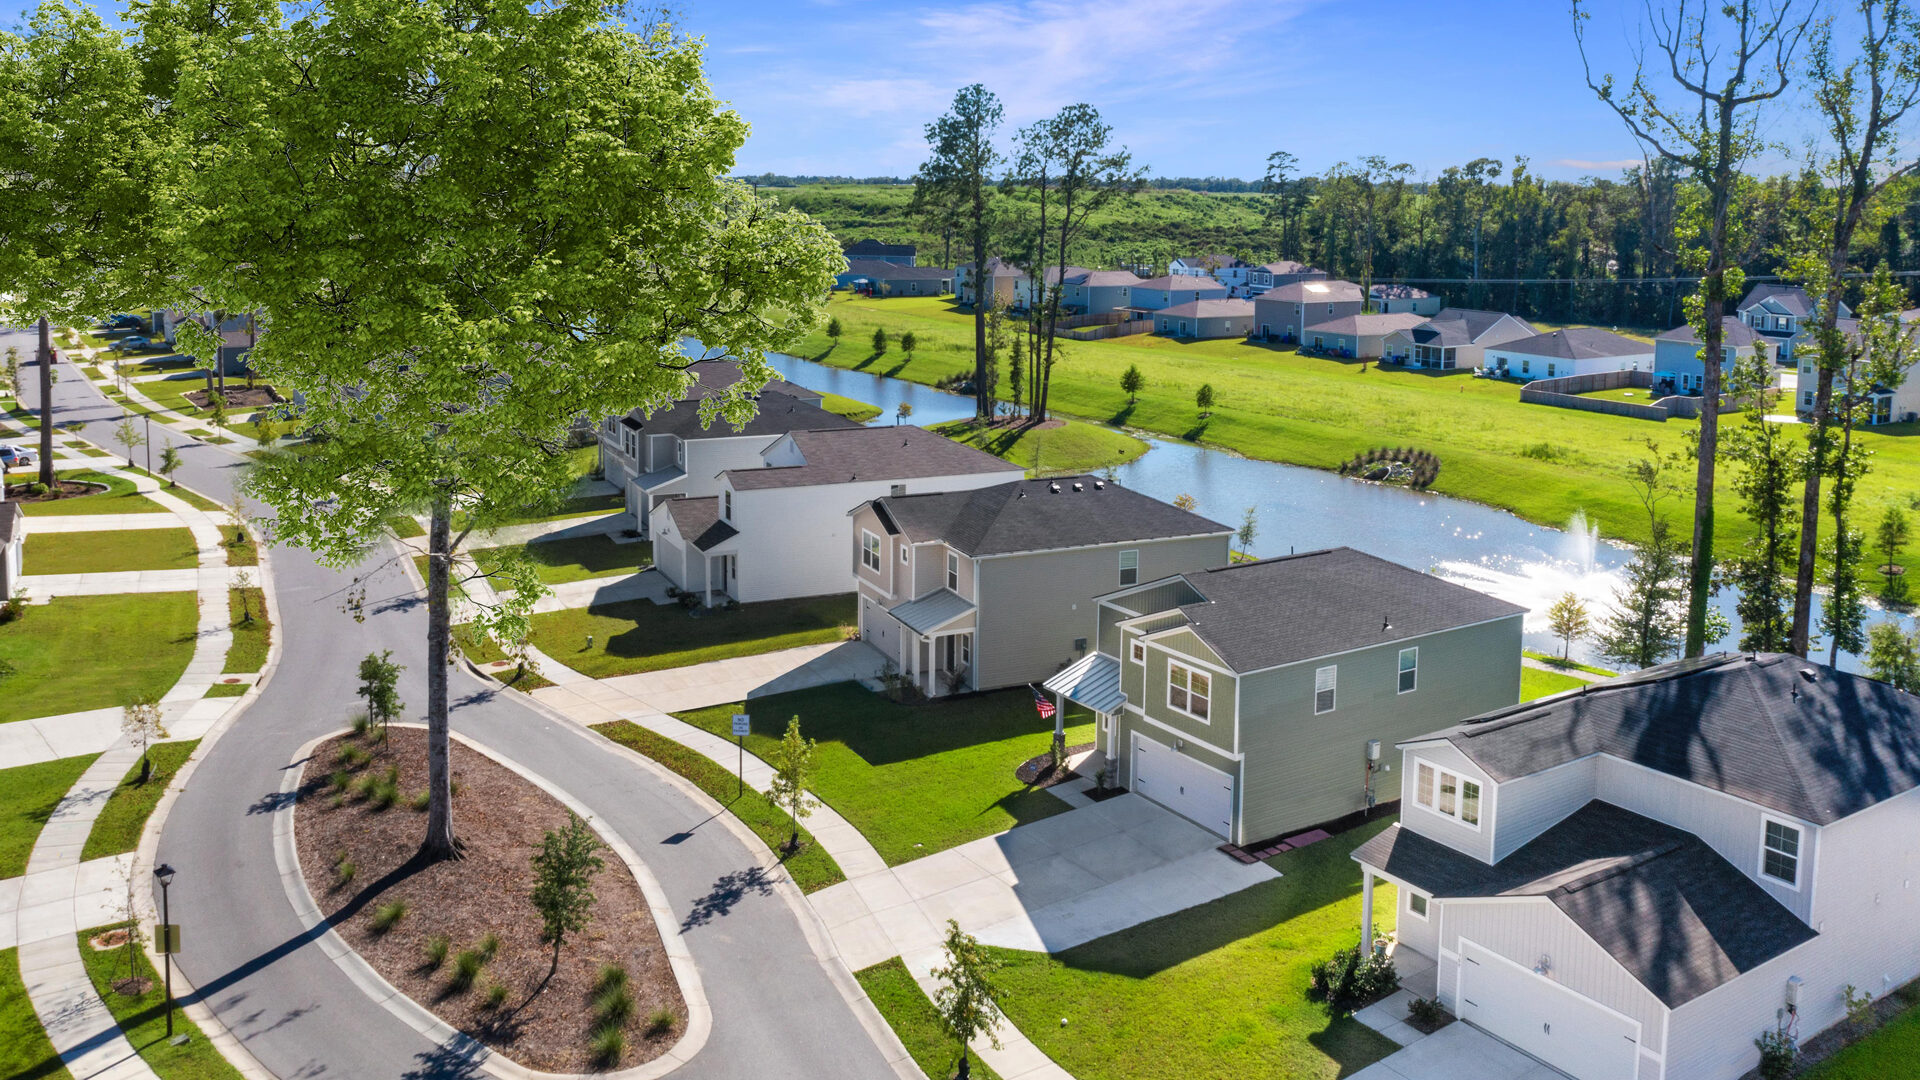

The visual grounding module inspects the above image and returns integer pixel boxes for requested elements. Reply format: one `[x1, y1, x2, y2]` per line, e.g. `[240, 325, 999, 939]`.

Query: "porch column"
[1053, 692, 1066, 757]
[1361, 871, 1375, 949]
[703, 554, 713, 608]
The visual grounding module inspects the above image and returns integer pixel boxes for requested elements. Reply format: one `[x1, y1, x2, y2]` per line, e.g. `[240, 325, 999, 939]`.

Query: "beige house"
[1301, 312, 1427, 358]
[1252, 279, 1365, 343]
[1383, 308, 1537, 370]
[1153, 298, 1255, 339]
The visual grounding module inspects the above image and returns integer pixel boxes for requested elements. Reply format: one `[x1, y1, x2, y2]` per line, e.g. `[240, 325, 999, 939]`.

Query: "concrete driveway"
[813, 793, 1277, 971]
[1349, 1019, 1570, 1080]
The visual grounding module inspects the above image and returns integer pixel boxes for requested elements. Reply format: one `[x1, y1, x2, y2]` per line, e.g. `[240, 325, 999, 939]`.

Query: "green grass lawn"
[218, 526, 257, 567]
[203, 682, 249, 698]
[855, 957, 1002, 1080]
[795, 293, 1920, 569]
[81, 740, 199, 862]
[452, 625, 557, 690]
[933, 417, 1147, 475]
[0, 594, 199, 725]
[19, 470, 167, 517]
[454, 492, 625, 531]
[1521, 667, 1587, 701]
[222, 588, 270, 674]
[0, 754, 100, 879]
[592, 720, 844, 892]
[1522, 650, 1619, 677]
[470, 533, 651, 586]
[0, 946, 76, 1080]
[77, 923, 247, 1080]
[22, 528, 198, 575]
[1802, 986, 1920, 1079]
[527, 593, 857, 679]
[386, 514, 426, 538]
[988, 816, 1401, 1080]
[674, 683, 1094, 865]
[819, 391, 882, 423]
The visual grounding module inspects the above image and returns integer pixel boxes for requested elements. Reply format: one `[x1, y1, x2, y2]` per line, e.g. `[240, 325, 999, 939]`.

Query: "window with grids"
[1762, 819, 1800, 886]
[1119, 549, 1139, 586]
[947, 552, 959, 591]
[1415, 760, 1481, 827]
[723, 490, 732, 521]
[861, 531, 882, 572]
[1398, 647, 1418, 693]
[1167, 662, 1210, 720]
[1130, 640, 1145, 664]
[1314, 665, 1337, 714]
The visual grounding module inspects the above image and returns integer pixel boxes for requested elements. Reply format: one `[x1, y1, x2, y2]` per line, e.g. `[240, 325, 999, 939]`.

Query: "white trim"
[1408, 755, 1487, 831]
[1398, 646, 1418, 694]
[1456, 936, 1645, 1070]
[860, 529, 884, 573]
[1314, 664, 1337, 715]
[1122, 705, 1243, 761]
[1166, 659, 1213, 724]
[1406, 890, 1430, 921]
[1140, 628, 1232, 678]
[1759, 814, 1804, 891]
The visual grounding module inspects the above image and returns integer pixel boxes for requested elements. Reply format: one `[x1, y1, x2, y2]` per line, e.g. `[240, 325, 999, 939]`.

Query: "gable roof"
[843, 238, 915, 258]
[1068, 269, 1144, 288]
[686, 359, 816, 402]
[1304, 312, 1427, 336]
[1159, 298, 1256, 319]
[1164, 547, 1525, 673]
[1411, 308, 1533, 347]
[1257, 260, 1321, 276]
[1353, 802, 1817, 1008]
[1416, 652, 1920, 824]
[1173, 254, 1249, 270]
[664, 497, 738, 551]
[726, 426, 1016, 491]
[1257, 279, 1365, 304]
[1656, 316, 1765, 348]
[1737, 282, 1816, 318]
[873, 476, 1229, 557]
[1492, 327, 1654, 360]
[623, 390, 860, 442]
[1369, 284, 1432, 300]
[1132, 275, 1229, 293]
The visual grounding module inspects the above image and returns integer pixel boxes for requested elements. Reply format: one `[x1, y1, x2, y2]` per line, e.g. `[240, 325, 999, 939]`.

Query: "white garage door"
[1458, 940, 1641, 1080]
[1130, 733, 1233, 837]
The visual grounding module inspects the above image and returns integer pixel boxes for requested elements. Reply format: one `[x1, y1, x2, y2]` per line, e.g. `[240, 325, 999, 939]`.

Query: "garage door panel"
[1458, 941, 1640, 1080]
[1131, 733, 1233, 837]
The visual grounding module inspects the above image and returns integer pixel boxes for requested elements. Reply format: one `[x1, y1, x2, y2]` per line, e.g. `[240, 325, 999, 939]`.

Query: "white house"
[651, 426, 1023, 606]
[1484, 327, 1657, 381]
[1354, 653, 1920, 1080]
[1382, 309, 1537, 370]
[1170, 254, 1253, 289]
[1789, 311, 1920, 425]
[0, 500, 22, 600]
[1737, 283, 1848, 361]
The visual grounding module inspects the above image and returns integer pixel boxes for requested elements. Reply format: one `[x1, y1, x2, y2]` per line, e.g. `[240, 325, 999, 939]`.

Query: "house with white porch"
[0, 499, 22, 599]
[1354, 652, 1920, 1080]
[1382, 308, 1537, 371]
[1171, 254, 1254, 289]
[1788, 311, 1920, 425]
[1737, 283, 1848, 361]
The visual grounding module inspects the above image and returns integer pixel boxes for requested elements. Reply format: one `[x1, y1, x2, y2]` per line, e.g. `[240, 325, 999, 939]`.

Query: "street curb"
[275, 725, 712, 1080]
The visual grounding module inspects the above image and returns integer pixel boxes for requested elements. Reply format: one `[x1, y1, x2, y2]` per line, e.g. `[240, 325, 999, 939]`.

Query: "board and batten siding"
[1236, 615, 1522, 843]
[1130, 627, 1238, 751]
[974, 534, 1226, 691]
[1437, 898, 1667, 1078]
[1398, 742, 1498, 864]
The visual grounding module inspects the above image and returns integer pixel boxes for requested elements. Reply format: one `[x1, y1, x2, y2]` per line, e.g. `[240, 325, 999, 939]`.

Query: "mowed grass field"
[798, 293, 1920, 566]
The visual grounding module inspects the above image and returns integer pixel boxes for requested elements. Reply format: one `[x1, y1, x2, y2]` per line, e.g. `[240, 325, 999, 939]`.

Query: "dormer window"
[1761, 818, 1801, 888]
[1414, 760, 1482, 828]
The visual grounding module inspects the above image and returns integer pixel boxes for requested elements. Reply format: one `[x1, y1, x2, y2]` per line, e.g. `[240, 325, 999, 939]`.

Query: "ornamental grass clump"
[370, 900, 407, 933]
[450, 948, 488, 992]
[423, 935, 449, 969]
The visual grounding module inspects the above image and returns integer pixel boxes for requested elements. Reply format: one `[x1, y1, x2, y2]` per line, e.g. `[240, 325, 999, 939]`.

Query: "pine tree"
[872, 327, 888, 355]
[1722, 347, 1804, 652]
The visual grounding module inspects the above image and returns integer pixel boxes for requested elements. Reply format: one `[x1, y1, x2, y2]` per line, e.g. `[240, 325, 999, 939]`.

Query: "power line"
[1384, 271, 1920, 286]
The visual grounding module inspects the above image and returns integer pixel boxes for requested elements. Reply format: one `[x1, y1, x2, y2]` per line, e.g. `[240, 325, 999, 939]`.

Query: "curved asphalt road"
[9, 327, 898, 1080]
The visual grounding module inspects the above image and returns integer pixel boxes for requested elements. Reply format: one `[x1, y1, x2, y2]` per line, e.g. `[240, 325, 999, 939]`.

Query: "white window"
[1414, 759, 1482, 828]
[1398, 647, 1418, 694]
[1314, 665, 1337, 714]
[900, 544, 908, 565]
[1119, 549, 1139, 587]
[1521, 358, 1531, 375]
[861, 531, 882, 572]
[1130, 639, 1145, 665]
[1762, 818, 1801, 887]
[1167, 661, 1211, 721]
[946, 552, 959, 591]
[722, 490, 732, 521]
[1408, 893, 1429, 920]
[959, 634, 971, 665]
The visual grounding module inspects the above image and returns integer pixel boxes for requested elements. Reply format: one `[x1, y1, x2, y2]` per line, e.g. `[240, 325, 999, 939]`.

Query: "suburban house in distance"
[1303, 312, 1426, 359]
[955, 257, 1026, 308]
[1253, 278, 1365, 343]
[1043, 547, 1525, 842]
[599, 363, 857, 530]
[1370, 284, 1444, 316]
[1652, 317, 1773, 395]
[1789, 312, 1920, 424]
[1248, 260, 1326, 293]
[1060, 268, 1144, 317]
[842, 238, 915, 265]
[836, 258, 953, 297]
[1737, 282, 1846, 360]
[1483, 327, 1656, 381]
[850, 477, 1230, 697]
[1154, 298, 1255, 339]
[652, 425, 1022, 606]
[1171, 254, 1254, 289]
[0, 499, 22, 600]
[1353, 653, 1920, 1080]
[1127, 274, 1229, 314]
[1382, 308, 1537, 371]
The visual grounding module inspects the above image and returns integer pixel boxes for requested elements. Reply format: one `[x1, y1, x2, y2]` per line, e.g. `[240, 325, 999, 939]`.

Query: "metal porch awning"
[1044, 652, 1126, 715]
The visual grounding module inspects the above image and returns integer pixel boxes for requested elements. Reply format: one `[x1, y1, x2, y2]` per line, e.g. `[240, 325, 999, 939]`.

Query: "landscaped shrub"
[423, 935, 449, 969]
[1308, 944, 1398, 1015]
[590, 1025, 626, 1068]
[350, 774, 377, 800]
[335, 744, 370, 768]
[1406, 995, 1447, 1032]
[646, 1007, 676, 1036]
[329, 769, 352, 793]
[1337, 446, 1441, 489]
[367, 778, 398, 810]
[594, 963, 627, 995]
[450, 949, 488, 991]
[0, 589, 24, 625]
[484, 981, 509, 1009]
[593, 984, 633, 1028]
[479, 931, 501, 959]
[1755, 1028, 1796, 1080]
[370, 900, 407, 933]
[408, 789, 430, 812]
[334, 855, 356, 886]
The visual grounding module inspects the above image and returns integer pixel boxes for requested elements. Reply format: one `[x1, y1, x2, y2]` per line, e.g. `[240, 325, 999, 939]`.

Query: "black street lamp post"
[154, 863, 176, 1037]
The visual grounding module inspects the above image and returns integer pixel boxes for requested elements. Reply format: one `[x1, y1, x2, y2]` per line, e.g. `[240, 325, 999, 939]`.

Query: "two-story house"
[1651, 316, 1773, 396]
[1043, 548, 1524, 842]
[1247, 260, 1327, 293]
[955, 257, 1027, 309]
[1381, 308, 1537, 371]
[653, 426, 1023, 606]
[1170, 254, 1253, 289]
[1353, 653, 1920, 1080]
[842, 238, 916, 266]
[1253, 279, 1366, 343]
[1789, 310, 1920, 425]
[1125, 275, 1230, 314]
[850, 477, 1230, 698]
[599, 363, 857, 531]
[1737, 283, 1847, 361]
[1369, 284, 1445, 316]
[1060, 269, 1144, 317]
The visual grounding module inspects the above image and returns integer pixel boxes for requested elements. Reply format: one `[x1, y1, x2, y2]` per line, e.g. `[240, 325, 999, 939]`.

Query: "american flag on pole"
[1030, 684, 1056, 720]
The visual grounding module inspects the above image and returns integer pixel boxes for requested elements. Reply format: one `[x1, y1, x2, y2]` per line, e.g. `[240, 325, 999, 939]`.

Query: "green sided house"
[1044, 547, 1525, 843]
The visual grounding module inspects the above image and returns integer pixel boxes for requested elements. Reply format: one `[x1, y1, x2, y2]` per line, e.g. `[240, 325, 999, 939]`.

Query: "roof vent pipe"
[1049, 482, 1061, 494]
[1072, 482, 1084, 492]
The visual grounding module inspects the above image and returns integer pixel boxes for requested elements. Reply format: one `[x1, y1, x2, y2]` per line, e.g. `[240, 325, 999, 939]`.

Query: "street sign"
[155, 924, 181, 954]
[731, 713, 751, 737]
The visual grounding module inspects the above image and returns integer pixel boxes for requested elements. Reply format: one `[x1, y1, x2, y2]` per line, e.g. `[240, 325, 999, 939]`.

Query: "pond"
[764, 352, 1912, 673]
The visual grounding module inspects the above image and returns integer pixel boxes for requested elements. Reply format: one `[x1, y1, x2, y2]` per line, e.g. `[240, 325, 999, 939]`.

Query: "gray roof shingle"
[1256, 279, 1365, 304]
[1655, 316, 1765, 348]
[664, 497, 738, 551]
[1738, 283, 1816, 318]
[1411, 309, 1532, 347]
[1158, 299, 1255, 319]
[1170, 548, 1526, 672]
[1353, 802, 1816, 1008]
[1304, 312, 1427, 336]
[874, 477, 1229, 557]
[1494, 327, 1654, 360]
[726, 426, 1016, 491]
[1416, 652, 1920, 824]
[844, 238, 915, 258]
[624, 390, 860, 442]
[1132, 275, 1230, 293]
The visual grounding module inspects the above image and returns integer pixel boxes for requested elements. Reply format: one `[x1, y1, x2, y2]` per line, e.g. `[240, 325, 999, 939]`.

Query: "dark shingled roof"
[684, 358, 816, 402]
[1256, 279, 1365, 304]
[873, 477, 1230, 557]
[1304, 312, 1427, 336]
[1415, 652, 1920, 824]
[624, 391, 859, 441]
[726, 426, 1016, 491]
[664, 497, 738, 551]
[1738, 283, 1817, 318]
[844, 258, 953, 282]
[1411, 308, 1533, 347]
[1171, 547, 1525, 672]
[1353, 802, 1816, 1008]
[1656, 316, 1765, 348]
[843, 238, 915, 258]
[1495, 327, 1654, 360]
[1132, 275, 1230, 293]
[1068, 269, 1144, 288]
[1258, 260, 1322, 276]
[0, 502, 21, 549]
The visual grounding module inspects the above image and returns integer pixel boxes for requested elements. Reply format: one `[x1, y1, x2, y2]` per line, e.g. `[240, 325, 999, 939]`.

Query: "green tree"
[120, 696, 167, 784]
[252, 416, 280, 452]
[157, 0, 841, 857]
[1594, 450, 1688, 669]
[1575, 0, 1813, 658]
[4, 346, 19, 399]
[931, 919, 1005, 1080]
[1865, 621, 1920, 690]
[0, 1, 169, 488]
[1195, 383, 1215, 417]
[1546, 592, 1592, 659]
[872, 326, 888, 355]
[157, 441, 181, 487]
[900, 330, 917, 360]
[113, 414, 144, 467]
[825, 316, 842, 345]
[1119, 363, 1144, 404]
[1721, 347, 1804, 652]
[205, 390, 228, 434]
[765, 716, 816, 853]
[1237, 505, 1258, 558]
[529, 812, 604, 976]
[1879, 506, 1913, 603]
[913, 84, 1005, 421]
[357, 650, 405, 735]
[895, 402, 913, 426]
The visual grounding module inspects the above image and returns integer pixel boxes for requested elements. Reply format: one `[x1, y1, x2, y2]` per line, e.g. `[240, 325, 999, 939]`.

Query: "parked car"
[0, 445, 36, 468]
[104, 314, 146, 331]
[113, 336, 160, 352]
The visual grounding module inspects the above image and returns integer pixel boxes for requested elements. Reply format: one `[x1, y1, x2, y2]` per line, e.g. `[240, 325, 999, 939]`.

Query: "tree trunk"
[37, 317, 55, 488]
[423, 497, 458, 857]
[1828, 410, 1862, 669]
[973, 202, 989, 420]
[1685, 137, 1736, 659]
[1791, 363, 1836, 656]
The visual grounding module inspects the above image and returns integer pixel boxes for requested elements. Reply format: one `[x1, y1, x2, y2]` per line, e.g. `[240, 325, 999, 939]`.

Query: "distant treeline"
[739, 172, 1264, 192]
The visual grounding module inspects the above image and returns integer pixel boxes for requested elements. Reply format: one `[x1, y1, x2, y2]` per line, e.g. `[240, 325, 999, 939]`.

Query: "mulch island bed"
[4, 479, 107, 503]
[1014, 742, 1095, 788]
[295, 726, 684, 1072]
[183, 385, 284, 410]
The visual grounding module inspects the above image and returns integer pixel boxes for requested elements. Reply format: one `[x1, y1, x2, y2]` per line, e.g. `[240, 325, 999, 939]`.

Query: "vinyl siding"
[1111, 707, 1242, 830]
[1098, 603, 1128, 658]
[1235, 616, 1522, 843]
[1135, 631, 1237, 750]
[850, 505, 902, 598]
[1489, 756, 1600, 862]
[1397, 743, 1498, 863]
[1111, 576, 1207, 618]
